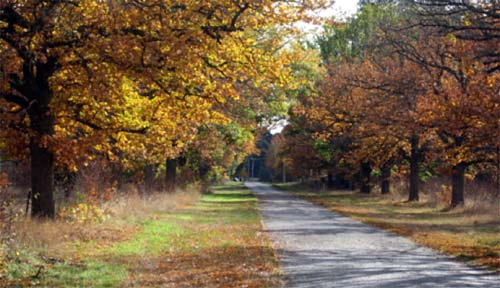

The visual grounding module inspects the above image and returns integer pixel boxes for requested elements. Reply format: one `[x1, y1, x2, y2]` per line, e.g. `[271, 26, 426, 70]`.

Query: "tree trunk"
[337, 172, 349, 189]
[408, 135, 420, 202]
[381, 164, 391, 194]
[450, 162, 467, 208]
[282, 162, 286, 183]
[360, 162, 372, 194]
[30, 141, 55, 218]
[349, 174, 357, 191]
[165, 158, 177, 193]
[144, 164, 156, 193]
[327, 172, 334, 189]
[497, 145, 500, 197]
[349, 181, 356, 190]
[199, 162, 211, 194]
[28, 101, 55, 218]
[5, 57, 59, 218]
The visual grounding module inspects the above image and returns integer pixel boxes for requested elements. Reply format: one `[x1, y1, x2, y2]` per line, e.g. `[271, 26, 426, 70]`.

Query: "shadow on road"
[247, 182, 499, 288]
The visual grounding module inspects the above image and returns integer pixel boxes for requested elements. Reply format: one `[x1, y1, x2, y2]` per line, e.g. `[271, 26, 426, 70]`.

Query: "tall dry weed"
[423, 177, 499, 217]
[463, 181, 500, 215]
[8, 184, 200, 258]
[103, 188, 200, 219]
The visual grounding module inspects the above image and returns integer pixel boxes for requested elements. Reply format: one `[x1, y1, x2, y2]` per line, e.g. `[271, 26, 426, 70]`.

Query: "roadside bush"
[57, 203, 107, 224]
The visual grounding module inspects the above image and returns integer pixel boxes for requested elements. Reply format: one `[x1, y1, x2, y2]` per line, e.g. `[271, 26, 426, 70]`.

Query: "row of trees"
[0, 0, 332, 217]
[275, 0, 499, 207]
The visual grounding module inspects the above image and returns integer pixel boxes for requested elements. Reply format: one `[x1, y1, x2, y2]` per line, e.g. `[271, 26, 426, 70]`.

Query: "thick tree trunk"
[408, 135, 420, 202]
[450, 162, 467, 208]
[165, 158, 177, 193]
[30, 142, 55, 218]
[9, 59, 58, 218]
[28, 100, 55, 218]
[360, 162, 372, 194]
[381, 164, 391, 194]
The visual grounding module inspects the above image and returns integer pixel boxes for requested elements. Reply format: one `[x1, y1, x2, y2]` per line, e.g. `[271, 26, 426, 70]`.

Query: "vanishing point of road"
[246, 182, 500, 288]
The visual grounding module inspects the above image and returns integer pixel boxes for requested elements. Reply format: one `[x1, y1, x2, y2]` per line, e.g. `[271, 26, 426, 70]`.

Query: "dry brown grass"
[5, 186, 200, 259]
[104, 188, 199, 219]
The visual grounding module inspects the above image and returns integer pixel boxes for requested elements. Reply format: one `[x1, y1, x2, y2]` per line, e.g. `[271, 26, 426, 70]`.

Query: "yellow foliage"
[1, 0, 332, 171]
[57, 203, 107, 224]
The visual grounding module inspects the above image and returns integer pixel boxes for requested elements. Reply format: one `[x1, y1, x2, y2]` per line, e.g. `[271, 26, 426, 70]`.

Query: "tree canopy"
[0, 0, 331, 217]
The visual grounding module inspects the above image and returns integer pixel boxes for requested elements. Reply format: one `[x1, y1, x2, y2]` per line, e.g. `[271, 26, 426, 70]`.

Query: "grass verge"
[272, 182, 500, 273]
[1, 183, 281, 287]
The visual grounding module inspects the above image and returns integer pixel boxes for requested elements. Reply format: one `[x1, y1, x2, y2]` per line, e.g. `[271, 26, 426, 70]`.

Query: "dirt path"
[246, 182, 499, 288]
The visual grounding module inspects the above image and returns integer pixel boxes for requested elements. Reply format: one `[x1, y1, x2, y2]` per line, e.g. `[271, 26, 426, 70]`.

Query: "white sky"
[269, 119, 289, 135]
[327, 0, 359, 19]
[296, 1, 359, 36]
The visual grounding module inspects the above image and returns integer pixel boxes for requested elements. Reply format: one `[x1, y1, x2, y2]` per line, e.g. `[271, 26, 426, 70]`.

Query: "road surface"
[246, 182, 499, 288]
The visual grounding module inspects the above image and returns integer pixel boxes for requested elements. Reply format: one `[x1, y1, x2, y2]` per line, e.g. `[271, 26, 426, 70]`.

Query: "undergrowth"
[0, 182, 281, 287]
[0, 187, 199, 287]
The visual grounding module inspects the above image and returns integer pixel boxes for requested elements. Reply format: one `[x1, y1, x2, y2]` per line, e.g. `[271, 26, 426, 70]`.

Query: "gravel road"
[246, 182, 499, 288]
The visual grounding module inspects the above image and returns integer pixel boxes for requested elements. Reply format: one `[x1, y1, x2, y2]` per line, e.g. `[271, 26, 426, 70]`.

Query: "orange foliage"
[0, 173, 9, 189]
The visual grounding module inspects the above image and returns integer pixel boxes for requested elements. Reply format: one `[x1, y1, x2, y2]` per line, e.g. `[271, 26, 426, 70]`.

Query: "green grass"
[109, 220, 185, 256]
[2, 247, 127, 287]
[202, 191, 257, 203]
[3, 248, 45, 283]
[43, 261, 127, 288]
[190, 184, 260, 225]
[106, 183, 261, 257]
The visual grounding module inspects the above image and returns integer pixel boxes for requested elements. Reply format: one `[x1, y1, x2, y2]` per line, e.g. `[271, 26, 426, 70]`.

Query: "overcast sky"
[326, 0, 359, 19]
[295, 1, 359, 36]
